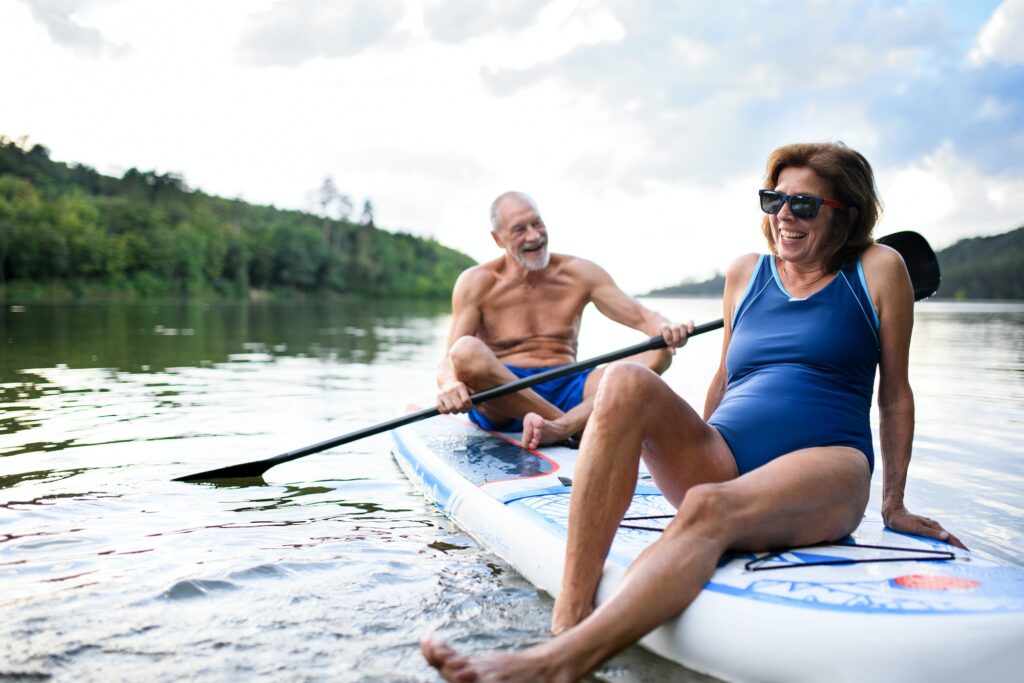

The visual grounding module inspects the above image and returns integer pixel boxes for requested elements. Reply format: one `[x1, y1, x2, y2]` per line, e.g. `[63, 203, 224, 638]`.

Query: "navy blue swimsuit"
[707, 255, 880, 475]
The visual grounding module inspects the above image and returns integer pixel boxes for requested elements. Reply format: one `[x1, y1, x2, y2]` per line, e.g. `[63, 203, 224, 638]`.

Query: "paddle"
[871, 230, 942, 301]
[174, 230, 938, 483]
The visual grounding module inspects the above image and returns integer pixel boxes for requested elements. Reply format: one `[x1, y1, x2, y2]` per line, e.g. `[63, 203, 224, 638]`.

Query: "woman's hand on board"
[883, 503, 968, 550]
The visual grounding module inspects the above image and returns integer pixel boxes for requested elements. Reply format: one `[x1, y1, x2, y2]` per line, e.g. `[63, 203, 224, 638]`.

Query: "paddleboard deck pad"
[392, 411, 1024, 682]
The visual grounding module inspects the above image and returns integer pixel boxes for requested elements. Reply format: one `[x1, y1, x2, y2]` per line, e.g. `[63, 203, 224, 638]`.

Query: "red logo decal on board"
[892, 574, 980, 591]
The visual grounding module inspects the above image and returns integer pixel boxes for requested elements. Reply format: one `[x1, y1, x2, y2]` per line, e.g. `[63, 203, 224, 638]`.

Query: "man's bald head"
[490, 191, 538, 231]
[488, 191, 549, 271]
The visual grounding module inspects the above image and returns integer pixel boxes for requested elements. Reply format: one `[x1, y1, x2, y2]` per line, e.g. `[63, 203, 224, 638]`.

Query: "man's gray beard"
[518, 247, 550, 271]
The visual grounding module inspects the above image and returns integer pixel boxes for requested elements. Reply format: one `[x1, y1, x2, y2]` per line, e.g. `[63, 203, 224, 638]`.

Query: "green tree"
[0, 137, 475, 300]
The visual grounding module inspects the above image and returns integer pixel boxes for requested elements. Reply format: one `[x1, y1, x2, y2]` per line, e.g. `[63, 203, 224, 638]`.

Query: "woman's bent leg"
[422, 446, 870, 683]
[551, 362, 735, 633]
[541, 447, 869, 679]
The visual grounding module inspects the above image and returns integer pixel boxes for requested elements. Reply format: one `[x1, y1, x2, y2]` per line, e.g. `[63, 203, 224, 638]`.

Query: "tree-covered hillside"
[0, 137, 474, 299]
[645, 274, 725, 298]
[935, 226, 1023, 300]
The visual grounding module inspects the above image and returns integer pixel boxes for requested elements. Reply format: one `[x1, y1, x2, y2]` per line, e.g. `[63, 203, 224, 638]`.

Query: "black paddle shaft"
[173, 320, 721, 481]
[173, 231, 938, 482]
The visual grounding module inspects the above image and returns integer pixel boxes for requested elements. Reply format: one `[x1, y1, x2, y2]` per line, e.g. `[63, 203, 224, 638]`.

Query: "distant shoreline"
[640, 226, 1024, 301]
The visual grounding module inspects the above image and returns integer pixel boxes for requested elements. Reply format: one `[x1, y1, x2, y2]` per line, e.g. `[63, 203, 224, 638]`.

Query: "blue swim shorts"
[467, 364, 594, 432]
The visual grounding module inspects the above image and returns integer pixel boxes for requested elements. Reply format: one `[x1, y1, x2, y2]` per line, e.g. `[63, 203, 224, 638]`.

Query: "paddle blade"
[174, 404, 443, 483]
[173, 462, 270, 482]
[877, 231, 941, 301]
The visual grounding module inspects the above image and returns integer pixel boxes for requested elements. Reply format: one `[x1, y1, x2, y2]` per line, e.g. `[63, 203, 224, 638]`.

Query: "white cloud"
[969, 0, 1024, 66]
[17, 0, 127, 57]
[878, 141, 1024, 249]
[538, 0, 625, 48]
[421, 0, 548, 44]
[474, 0, 972, 185]
[239, 0, 407, 66]
[668, 36, 715, 70]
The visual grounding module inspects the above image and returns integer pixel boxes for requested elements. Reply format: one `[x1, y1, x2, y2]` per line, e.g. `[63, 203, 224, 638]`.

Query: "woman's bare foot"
[420, 637, 575, 683]
[521, 412, 575, 450]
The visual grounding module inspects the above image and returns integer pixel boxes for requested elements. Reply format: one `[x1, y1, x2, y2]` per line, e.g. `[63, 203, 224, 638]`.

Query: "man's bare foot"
[521, 412, 574, 450]
[421, 639, 458, 670]
[550, 597, 593, 636]
[420, 637, 573, 683]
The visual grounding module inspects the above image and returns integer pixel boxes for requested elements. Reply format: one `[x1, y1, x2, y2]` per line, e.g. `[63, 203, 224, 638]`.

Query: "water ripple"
[0, 300, 1019, 682]
[161, 579, 240, 600]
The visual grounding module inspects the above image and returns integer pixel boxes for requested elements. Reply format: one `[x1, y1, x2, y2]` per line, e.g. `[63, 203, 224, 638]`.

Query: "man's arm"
[436, 268, 487, 414]
[581, 260, 690, 351]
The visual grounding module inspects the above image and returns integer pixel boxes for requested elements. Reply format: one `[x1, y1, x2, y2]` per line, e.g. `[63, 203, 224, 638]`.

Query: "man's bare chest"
[477, 284, 588, 338]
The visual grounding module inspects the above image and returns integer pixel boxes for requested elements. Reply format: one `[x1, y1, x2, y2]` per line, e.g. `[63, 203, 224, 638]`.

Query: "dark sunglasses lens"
[760, 191, 784, 214]
[789, 196, 819, 219]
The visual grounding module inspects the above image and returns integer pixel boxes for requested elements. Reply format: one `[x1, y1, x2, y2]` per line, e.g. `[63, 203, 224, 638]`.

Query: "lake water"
[1, 298, 1022, 682]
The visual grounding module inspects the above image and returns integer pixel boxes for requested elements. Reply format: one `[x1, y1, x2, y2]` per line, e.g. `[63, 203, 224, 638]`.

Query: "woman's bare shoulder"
[860, 242, 913, 315]
[725, 253, 760, 286]
[860, 242, 909, 289]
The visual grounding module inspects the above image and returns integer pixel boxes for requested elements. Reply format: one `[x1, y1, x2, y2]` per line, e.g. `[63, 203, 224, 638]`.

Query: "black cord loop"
[618, 516, 956, 570]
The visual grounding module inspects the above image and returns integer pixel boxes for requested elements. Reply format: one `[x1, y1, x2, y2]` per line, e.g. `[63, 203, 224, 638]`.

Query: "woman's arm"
[868, 244, 966, 549]
[704, 254, 757, 420]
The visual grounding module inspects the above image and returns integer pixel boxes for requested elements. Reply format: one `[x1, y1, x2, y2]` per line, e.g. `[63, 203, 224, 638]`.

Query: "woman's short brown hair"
[761, 142, 882, 273]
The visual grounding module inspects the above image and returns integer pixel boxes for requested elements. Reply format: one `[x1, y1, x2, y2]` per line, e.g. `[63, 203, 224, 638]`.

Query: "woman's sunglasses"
[759, 189, 847, 220]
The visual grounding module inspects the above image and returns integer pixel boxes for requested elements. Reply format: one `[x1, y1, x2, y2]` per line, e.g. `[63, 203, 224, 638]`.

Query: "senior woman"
[421, 142, 965, 682]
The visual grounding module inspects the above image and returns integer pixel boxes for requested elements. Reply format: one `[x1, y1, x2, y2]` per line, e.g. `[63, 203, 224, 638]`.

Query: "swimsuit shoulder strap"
[731, 255, 774, 329]
[838, 257, 880, 341]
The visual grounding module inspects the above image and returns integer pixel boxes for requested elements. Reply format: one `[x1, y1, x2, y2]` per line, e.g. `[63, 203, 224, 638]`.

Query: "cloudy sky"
[2, 0, 1022, 292]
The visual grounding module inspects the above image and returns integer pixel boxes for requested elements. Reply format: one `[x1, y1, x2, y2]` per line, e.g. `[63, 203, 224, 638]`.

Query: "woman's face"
[769, 166, 837, 268]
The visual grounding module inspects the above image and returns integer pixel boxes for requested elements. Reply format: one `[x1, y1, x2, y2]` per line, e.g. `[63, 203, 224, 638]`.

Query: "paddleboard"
[391, 410, 1024, 682]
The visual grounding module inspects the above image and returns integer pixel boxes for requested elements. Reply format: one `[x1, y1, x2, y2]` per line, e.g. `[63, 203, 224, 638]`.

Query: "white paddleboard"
[392, 410, 1024, 682]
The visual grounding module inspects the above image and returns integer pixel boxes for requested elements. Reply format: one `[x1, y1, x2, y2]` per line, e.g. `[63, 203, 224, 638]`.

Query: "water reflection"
[0, 298, 450, 380]
[0, 299, 1020, 682]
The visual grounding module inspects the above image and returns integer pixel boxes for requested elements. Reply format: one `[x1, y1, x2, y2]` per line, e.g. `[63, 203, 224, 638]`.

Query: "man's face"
[493, 197, 550, 271]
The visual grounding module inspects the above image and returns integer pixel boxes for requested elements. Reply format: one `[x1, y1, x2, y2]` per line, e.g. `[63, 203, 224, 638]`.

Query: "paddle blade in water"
[173, 463, 270, 482]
